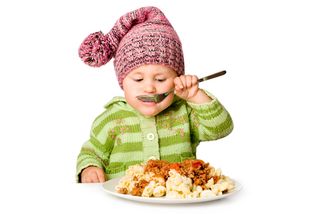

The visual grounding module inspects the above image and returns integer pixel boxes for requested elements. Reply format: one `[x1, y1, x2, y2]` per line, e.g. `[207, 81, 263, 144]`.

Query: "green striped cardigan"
[76, 93, 233, 181]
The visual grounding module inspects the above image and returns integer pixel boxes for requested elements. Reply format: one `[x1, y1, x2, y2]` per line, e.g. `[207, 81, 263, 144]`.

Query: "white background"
[1, 0, 319, 213]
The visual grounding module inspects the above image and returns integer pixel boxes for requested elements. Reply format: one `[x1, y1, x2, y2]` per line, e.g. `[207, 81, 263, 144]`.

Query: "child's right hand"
[174, 75, 212, 104]
[81, 166, 106, 183]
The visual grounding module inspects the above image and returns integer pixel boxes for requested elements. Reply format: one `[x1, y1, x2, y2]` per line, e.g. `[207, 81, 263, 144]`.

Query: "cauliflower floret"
[153, 185, 166, 197]
[126, 164, 144, 177]
[166, 170, 192, 198]
[187, 186, 203, 198]
[211, 184, 223, 196]
[205, 178, 214, 190]
[150, 175, 165, 185]
[200, 190, 216, 198]
[208, 166, 215, 177]
[218, 176, 235, 192]
[142, 181, 156, 197]
[115, 175, 134, 193]
[166, 191, 184, 199]
[141, 172, 156, 182]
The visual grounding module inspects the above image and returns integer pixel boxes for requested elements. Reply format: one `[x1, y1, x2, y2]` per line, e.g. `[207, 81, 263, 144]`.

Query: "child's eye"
[134, 78, 143, 82]
[156, 79, 166, 82]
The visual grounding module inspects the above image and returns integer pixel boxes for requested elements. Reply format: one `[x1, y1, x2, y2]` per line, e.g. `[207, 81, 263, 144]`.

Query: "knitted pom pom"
[78, 31, 112, 67]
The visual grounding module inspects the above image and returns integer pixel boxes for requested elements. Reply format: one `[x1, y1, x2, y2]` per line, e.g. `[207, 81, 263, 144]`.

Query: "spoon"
[136, 70, 227, 103]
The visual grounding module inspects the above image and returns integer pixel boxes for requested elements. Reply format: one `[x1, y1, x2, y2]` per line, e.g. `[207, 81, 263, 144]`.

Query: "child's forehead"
[130, 65, 176, 76]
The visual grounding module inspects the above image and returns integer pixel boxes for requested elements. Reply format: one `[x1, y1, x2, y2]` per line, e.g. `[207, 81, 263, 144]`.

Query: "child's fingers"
[88, 172, 102, 183]
[174, 75, 199, 92]
[97, 169, 106, 182]
[186, 75, 198, 88]
[81, 174, 92, 183]
[174, 76, 184, 90]
[81, 167, 105, 183]
[185, 76, 192, 88]
[82, 173, 97, 183]
[191, 75, 198, 85]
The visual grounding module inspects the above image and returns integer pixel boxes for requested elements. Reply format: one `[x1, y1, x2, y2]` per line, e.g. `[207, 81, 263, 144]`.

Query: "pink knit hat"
[79, 6, 185, 88]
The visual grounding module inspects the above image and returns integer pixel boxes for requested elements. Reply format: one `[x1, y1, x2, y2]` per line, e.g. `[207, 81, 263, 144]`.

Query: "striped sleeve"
[76, 109, 115, 182]
[187, 92, 233, 142]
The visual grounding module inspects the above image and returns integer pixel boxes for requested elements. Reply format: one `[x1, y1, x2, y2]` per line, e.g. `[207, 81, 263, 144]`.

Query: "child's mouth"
[139, 98, 159, 105]
[136, 90, 174, 103]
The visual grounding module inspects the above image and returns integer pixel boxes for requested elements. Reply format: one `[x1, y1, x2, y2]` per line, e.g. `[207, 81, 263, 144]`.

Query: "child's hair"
[78, 6, 185, 88]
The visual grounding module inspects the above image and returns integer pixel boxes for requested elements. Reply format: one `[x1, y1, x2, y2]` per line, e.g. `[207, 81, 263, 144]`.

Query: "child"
[76, 6, 233, 183]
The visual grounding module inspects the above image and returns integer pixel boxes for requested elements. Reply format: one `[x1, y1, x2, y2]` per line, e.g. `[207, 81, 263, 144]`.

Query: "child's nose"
[144, 82, 156, 93]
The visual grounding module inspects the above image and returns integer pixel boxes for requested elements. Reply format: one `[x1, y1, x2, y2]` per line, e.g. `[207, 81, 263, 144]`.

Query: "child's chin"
[139, 109, 161, 117]
[138, 101, 171, 117]
[140, 111, 158, 117]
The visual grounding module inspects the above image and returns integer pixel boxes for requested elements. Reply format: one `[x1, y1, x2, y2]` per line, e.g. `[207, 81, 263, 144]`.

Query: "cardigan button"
[146, 133, 155, 140]
[148, 156, 157, 160]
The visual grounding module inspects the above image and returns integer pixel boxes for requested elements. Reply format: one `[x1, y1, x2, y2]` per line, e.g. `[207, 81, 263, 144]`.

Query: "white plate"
[102, 177, 241, 204]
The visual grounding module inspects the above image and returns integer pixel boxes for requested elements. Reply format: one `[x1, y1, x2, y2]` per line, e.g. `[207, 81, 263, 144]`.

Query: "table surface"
[69, 182, 244, 212]
[2, 176, 319, 214]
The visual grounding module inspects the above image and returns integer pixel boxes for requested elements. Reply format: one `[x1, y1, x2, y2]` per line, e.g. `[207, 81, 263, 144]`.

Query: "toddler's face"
[123, 64, 177, 117]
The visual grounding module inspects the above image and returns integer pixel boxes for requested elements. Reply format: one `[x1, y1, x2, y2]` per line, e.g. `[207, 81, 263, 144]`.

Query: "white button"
[147, 133, 155, 140]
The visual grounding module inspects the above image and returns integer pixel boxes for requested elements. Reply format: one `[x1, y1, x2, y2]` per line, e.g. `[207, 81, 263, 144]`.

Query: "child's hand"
[81, 166, 106, 183]
[174, 75, 199, 101]
[174, 75, 212, 103]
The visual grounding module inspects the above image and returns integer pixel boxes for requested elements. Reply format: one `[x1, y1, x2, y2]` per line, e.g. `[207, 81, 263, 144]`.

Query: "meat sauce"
[130, 159, 219, 196]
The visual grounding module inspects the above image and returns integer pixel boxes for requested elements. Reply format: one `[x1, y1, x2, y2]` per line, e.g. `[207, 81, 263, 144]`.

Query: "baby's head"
[79, 6, 184, 116]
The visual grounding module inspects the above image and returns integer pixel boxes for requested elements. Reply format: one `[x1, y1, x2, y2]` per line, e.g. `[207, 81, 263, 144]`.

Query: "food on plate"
[115, 159, 235, 199]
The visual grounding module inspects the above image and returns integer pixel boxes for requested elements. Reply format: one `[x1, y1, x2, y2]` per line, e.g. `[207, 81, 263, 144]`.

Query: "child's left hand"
[174, 75, 213, 104]
[174, 75, 199, 101]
